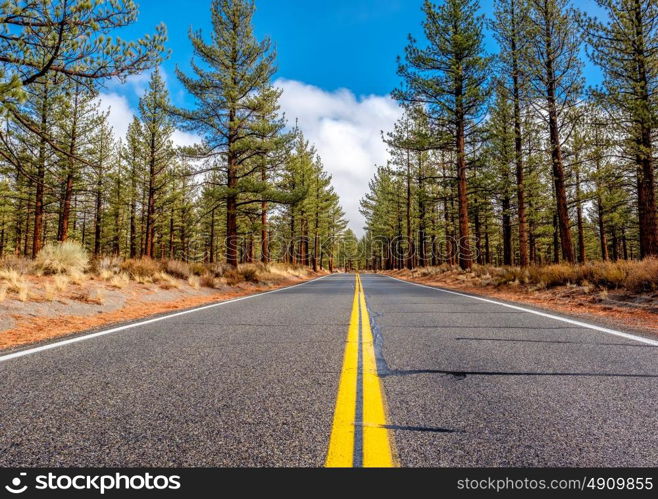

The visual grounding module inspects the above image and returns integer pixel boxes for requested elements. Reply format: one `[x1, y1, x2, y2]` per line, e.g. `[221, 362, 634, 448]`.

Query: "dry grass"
[53, 274, 69, 292]
[109, 273, 130, 289]
[16, 282, 29, 302]
[405, 258, 658, 294]
[207, 263, 229, 278]
[165, 260, 191, 279]
[155, 272, 181, 290]
[93, 256, 123, 275]
[0, 269, 30, 302]
[34, 241, 89, 275]
[68, 270, 85, 285]
[0, 283, 7, 302]
[121, 258, 163, 279]
[0, 253, 317, 306]
[187, 275, 201, 289]
[0, 269, 24, 290]
[624, 257, 658, 292]
[200, 272, 217, 288]
[44, 283, 56, 302]
[98, 269, 114, 281]
[0, 256, 32, 274]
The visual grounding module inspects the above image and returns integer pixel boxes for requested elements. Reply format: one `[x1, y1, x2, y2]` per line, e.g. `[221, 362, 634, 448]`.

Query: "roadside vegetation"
[0, 241, 314, 306]
[393, 258, 658, 295]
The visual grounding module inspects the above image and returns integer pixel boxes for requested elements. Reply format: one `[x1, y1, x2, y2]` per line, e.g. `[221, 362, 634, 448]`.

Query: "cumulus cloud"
[275, 78, 402, 235]
[98, 76, 401, 235]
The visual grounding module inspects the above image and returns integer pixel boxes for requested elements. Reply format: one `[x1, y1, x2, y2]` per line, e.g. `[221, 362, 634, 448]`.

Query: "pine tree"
[139, 69, 174, 258]
[54, 81, 101, 242]
[0, 0, 166, 109]
[88, 112, 114, 256]
[396, 0, 490, 270]
[174, 0, 298, 267]
[579, 0, 658, 257]
[526, 0, 582, 263]
[123, 117, 144, 258]
[492, 0, 532, 266]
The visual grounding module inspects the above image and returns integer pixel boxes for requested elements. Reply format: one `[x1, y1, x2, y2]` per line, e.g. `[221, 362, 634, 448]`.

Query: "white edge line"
[0, 274, 335, 363]
[381, 274, 658, 347]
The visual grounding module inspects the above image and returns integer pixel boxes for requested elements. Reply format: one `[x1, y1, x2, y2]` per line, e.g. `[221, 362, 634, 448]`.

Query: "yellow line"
[326, 274, 396, 467]
[325, 274, 360, 467]
[359, 274, 396, 467]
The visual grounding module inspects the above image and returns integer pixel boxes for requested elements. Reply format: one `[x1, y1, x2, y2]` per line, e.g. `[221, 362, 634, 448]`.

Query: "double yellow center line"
[325, 274, 397, 467]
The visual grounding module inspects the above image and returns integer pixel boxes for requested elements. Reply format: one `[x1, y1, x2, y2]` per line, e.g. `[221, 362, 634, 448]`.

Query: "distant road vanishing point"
[1, 274, 657, 467]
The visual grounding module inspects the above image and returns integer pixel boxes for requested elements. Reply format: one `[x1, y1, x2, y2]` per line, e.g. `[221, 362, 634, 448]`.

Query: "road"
[0, 273, 657, 467]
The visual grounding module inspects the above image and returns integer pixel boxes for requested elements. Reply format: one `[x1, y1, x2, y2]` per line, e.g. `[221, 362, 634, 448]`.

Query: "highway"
[0, 273, 656, 467]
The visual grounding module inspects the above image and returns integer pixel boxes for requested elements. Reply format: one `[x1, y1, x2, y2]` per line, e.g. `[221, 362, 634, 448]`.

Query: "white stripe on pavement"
[0, 274, 336, 363]
[380, 274, 658, 347]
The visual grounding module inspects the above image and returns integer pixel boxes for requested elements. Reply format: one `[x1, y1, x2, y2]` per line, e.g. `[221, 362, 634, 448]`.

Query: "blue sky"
[114, 0, 604, 107]
[105, 0, 606, 234]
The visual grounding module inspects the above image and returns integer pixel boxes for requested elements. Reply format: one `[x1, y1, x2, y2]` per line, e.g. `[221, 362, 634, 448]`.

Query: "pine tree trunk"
[32, 142, 45, 258]
[510, 7, 529, 267]
[597, 196, 609, 261]
[209, 207, 216, 264]
[32, 82, 49, 258]
[169, 208, 175, 260]
[474, 208, 482, 265]
[94, 176, 103, 257]
[406, 151, 414, 270]
[456, 110, 472, 270]
[144, 133, 157, 259]
[417, 152, 426, 267]
[575, 168, 586, 263]
[553, 213, 560, 264]
[544, 23, 574, 263]
[502, 195, 513, 266]
[633, 3, 658, 258]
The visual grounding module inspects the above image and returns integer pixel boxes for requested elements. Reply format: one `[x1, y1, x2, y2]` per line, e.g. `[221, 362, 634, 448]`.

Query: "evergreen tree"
[396, 0, 490, 270]
[173, 0, 295, 267]
[492, 0, 532, 266]
[526, 0, 583, 263]
[579, 0, 658, 257]
[139, 69, 174, 258]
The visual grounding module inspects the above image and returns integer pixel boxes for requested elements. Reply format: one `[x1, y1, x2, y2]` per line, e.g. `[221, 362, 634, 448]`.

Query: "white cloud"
[96, 92, 134, 139]
[275, 78, 402, 235]
[99, 77, 402, 235]
[95, 91, 201, 148]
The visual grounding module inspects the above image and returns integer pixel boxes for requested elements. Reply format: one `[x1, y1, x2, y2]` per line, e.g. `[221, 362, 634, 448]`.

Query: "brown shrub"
[239, 264, 260, 283]
[189, 262, 207, 276]
[207, 263, 229, 278]
[528, 264, 579, 287]
[586, 261, 628, 288]
[200, 272, 217, 288]
[121, 258, 163, 279]
[165, 260, 191, 279]
[623, 257, 658, 293]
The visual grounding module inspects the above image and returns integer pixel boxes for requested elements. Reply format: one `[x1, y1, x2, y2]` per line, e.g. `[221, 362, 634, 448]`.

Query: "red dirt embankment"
[0, 271, 322, 351]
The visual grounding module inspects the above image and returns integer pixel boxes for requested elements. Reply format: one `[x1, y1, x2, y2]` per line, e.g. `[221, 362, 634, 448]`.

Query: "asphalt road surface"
[1, 273, 657, 467]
